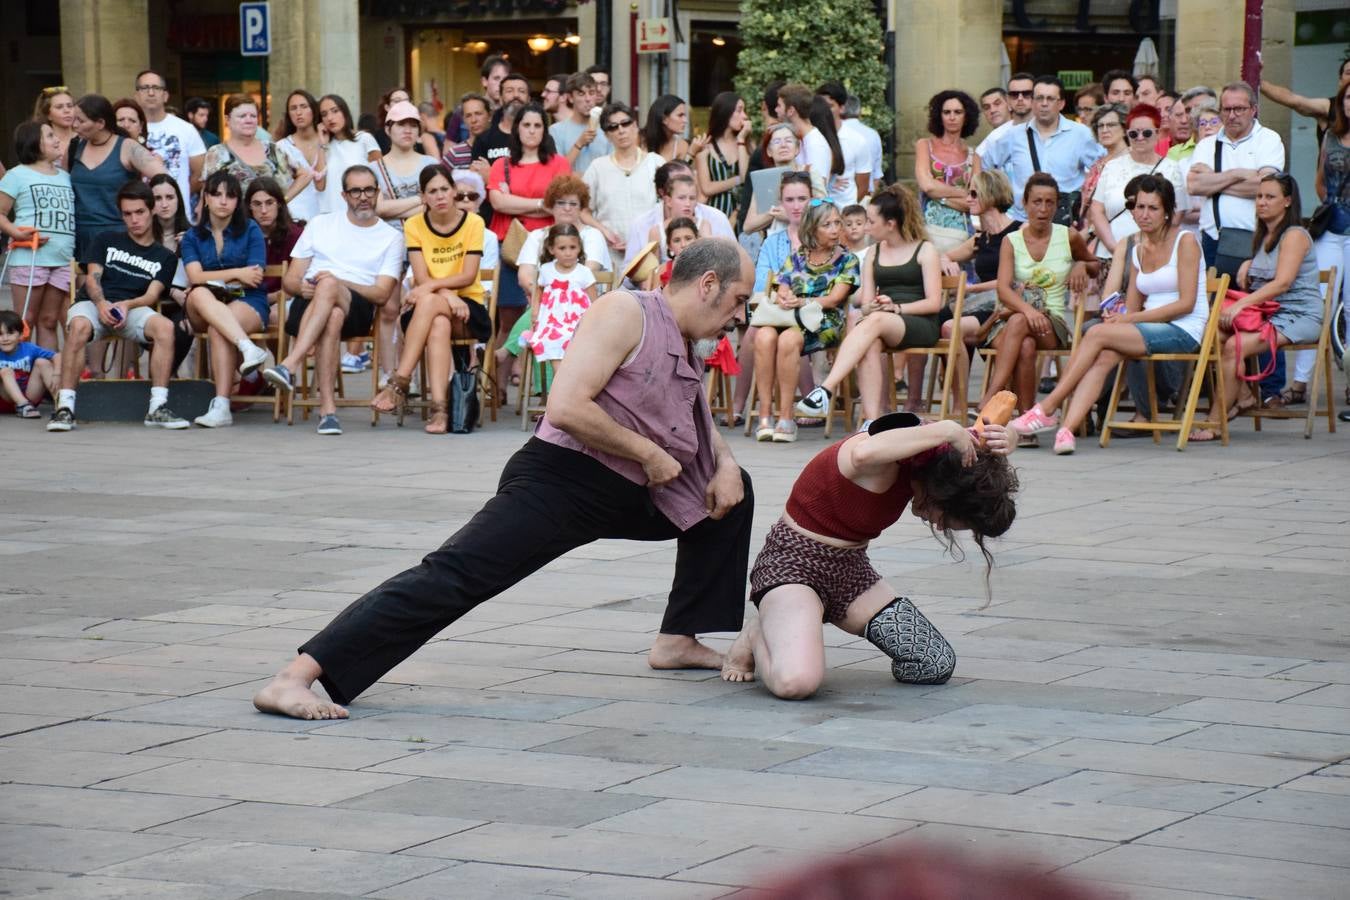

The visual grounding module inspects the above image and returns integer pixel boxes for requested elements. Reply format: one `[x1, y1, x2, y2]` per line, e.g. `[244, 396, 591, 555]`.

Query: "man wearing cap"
[254, 238, 756, 720]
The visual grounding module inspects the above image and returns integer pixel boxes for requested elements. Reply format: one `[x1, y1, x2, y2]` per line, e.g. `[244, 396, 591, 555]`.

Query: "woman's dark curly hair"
[926, 89, 979, 139]
[913, 448, 1019, 605]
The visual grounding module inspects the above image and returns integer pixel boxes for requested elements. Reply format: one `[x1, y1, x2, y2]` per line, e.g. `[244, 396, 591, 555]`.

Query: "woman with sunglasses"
[371, 165, 488, 433]
[1077, 103, 1128, 230]
[582, 102, 663, 268]
[1087, 104, 1183, 270]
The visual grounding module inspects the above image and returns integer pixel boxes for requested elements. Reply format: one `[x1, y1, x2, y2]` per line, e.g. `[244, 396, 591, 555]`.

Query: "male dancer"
[255, 239, 755, 719]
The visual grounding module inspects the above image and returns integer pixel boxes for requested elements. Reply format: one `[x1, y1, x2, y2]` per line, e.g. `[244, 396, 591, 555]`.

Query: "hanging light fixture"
[526, 35, 555, 53]
[564, 32, 582, 46]
[711, 35, 726, 46]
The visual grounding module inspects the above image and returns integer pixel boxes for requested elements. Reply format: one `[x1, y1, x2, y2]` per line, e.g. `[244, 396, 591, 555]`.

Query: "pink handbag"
[1221, 289, 1281, 382]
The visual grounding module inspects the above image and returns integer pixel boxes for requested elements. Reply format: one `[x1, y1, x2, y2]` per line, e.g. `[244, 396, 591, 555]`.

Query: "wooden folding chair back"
[884, 275, 969, 422]
[1238, 267, 1338, 438]
[1100, 273, 1231, 450]
[975, 290, 1087, 403]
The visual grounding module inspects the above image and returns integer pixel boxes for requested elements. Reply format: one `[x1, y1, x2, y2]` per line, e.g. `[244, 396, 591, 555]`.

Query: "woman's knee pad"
[863, 597, 956, 685]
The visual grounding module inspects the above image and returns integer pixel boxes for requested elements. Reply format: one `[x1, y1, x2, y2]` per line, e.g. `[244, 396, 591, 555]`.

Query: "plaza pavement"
[0, 397, 1347, 899]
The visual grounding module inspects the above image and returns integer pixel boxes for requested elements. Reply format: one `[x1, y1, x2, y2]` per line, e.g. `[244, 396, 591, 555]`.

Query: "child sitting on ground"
[0, 310, 58, 418]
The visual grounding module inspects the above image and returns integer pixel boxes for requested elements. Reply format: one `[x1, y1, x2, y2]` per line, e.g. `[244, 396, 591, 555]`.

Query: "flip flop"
[1187, 428, 1219, 442]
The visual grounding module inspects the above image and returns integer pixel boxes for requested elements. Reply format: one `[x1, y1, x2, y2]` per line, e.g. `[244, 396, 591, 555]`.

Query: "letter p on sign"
[240, 2, 271, 57]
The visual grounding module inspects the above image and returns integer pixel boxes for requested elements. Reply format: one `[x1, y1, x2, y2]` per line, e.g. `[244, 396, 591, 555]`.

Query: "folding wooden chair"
[192, 265, 288, 422]
[1100, 273, 1231, 450]
[516, 270, 611, 431]
[398, 270, 499, 428]
[1239, 267, 1339, 438]
[884, 275, 969, 422]
[976, 291, 1088, 405]
[289, 311, 381, 426]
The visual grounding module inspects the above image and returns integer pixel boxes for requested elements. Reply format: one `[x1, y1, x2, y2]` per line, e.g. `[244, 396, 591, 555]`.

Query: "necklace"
[89, 133, 113, 147]
[611, 149, 640, 176]
[806, 248, 833, 267]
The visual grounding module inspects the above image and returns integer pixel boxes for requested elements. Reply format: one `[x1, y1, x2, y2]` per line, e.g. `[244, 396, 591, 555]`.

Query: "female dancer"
[722, 413, 1017, 698]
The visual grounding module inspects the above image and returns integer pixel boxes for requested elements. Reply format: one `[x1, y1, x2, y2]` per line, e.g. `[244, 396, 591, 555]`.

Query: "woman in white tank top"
[1009, 175, 1206, 454]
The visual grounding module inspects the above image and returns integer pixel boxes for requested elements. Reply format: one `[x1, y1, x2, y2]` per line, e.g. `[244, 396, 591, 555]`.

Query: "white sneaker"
[194, 401, 233, 428]
[340, 353, 365, 374]
[238, 341, 269, 376]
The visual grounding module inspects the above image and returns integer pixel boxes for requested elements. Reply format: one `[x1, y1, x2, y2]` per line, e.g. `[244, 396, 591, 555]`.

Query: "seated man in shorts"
[262, 165, 403, 435]
[48, 181, 188, 432]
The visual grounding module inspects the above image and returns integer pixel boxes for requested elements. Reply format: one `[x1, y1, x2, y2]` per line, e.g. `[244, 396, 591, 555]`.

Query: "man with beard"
[261, 165, 402, 435]
[254, 239, 756, 720]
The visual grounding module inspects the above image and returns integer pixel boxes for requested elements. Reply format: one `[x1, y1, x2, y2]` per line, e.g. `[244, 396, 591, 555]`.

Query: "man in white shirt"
[549, 72, 611, 174]
[262, 166, 403, 434]
[1185, 80, 1286, 275]
[976, 73, 1034, 159]
[779, 83, 854, 206]
[622, 162, 734, 276]
[135, 69, 205, 204]
[817, 82, 871, 202]
[841, 94, 883, 197]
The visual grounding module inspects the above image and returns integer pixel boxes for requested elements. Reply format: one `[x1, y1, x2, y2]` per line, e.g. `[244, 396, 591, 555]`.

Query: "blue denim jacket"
[180, 219, 267, 306]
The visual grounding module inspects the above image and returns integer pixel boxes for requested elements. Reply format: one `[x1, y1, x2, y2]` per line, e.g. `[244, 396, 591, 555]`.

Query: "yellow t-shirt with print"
[403, 211, 485, 305]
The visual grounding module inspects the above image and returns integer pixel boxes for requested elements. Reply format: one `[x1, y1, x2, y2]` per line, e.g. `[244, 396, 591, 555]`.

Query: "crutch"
[0, 229, 43, 341]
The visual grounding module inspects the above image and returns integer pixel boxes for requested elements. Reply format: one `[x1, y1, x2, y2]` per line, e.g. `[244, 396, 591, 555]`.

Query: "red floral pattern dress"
[524, 261, 597, 361]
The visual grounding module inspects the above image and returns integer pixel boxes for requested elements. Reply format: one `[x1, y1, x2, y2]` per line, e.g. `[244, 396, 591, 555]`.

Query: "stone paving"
[1, 397, 1347, 899]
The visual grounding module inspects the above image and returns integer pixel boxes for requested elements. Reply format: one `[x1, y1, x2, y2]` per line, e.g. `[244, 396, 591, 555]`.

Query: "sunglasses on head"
[808, 198, 826, 208]
[42, 85, 70, 96]
[1127, 128, 1157, 141]
[601, 118, 633, 132]
[454, 191, 481, 202]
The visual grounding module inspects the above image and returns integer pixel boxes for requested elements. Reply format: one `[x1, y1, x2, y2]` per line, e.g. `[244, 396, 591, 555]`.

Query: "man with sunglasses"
[980, 75, 1104, 222]
[262, 166, 403, 435]
[976, 74, 1034, 159]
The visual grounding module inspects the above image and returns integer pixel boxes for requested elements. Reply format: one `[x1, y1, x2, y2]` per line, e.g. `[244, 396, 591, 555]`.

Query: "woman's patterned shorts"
[750, 519, 882, 625]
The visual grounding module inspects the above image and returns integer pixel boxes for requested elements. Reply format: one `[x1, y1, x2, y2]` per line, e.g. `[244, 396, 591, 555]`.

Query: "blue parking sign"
[240, 2, 271, 57]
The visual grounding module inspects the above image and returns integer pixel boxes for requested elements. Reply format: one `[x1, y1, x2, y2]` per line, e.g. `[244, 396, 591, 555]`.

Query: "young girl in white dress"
[524, 224, 598, 361]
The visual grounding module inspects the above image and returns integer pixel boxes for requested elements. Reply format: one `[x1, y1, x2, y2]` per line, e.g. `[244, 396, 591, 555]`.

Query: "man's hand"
[642, 446, 682, 487]
[97, 300, 122, 329]
[469, 158, 491, 181]
[575, 124, 597, 151]
[705, 461, 744, 520]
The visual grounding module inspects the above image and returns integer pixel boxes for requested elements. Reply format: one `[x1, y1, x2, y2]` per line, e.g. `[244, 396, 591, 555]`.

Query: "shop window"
[688, 25, 740, 107]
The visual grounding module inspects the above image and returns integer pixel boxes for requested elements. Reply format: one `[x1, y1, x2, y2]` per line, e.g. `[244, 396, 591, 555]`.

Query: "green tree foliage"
[733, 0, 893, 135]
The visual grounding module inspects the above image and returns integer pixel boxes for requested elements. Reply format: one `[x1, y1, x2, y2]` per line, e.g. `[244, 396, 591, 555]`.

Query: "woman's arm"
[489, 188, 546, 217]
[1088, 199, 1115, 253]
[942, 235, 978, 266]
[696, 145, 743, 197]
[856, 247, 877, 309]
[912, 139, 969, 204]
[995, 237, 1035, 316]
[407, 249, 481, 294]
[124, 140, 166, 178]
[285, 165, 312, 202]
[1066, 228, 1100, 293]
[1230, 229, 1313, 312]
[893, 243, 945, 316]
[850, 418, 974, 471]
[1127, 232, 1202, 324]
[1315, 148, 1328, 203]
[0, 193, 33, 241]
[376, 194, 423, 219]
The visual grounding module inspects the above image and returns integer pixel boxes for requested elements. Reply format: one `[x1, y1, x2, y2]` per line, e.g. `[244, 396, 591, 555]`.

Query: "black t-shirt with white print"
[81, 231, 177, 302]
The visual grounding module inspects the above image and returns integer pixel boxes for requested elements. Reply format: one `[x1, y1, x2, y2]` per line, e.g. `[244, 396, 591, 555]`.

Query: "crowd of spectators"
[2, 53, 1347, 436]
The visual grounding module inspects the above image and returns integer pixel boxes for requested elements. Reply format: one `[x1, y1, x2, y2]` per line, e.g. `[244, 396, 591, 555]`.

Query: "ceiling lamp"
[526, 36, 555, 53]
[564, 32, 581, 46]
[711, 35, 726, 46]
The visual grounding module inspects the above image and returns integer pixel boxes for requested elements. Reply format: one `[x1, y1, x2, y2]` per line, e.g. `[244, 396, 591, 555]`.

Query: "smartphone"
[109, 306, 124, 323]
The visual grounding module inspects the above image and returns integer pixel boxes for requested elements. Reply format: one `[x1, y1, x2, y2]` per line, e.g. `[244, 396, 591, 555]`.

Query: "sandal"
[424, 401, 449, 434]
[1277, 385, 1306, 406]
[370, 373, 411, 413]
[1187, 428, 1220, 442]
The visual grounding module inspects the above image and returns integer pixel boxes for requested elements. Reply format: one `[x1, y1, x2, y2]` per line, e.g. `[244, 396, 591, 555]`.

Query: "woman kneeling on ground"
[370, 165, 488, 433]
[722, 414, 1017, 699]
[1009, 175, 1207, 454]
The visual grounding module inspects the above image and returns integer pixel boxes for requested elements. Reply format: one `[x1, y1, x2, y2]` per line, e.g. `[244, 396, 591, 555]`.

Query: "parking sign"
[240, 2, 270, 57]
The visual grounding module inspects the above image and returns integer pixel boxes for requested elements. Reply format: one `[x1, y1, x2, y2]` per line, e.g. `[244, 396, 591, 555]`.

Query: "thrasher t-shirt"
[82, 231, 177, 302]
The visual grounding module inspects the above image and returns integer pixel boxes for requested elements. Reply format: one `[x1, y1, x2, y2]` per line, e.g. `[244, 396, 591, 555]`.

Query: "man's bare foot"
[648, 634, 724, 670]
[253, 673, 349, 720]
[721, 618, 757, 683]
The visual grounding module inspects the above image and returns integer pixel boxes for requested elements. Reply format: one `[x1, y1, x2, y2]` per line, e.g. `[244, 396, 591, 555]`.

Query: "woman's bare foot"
[648, 634, 724, 670]
[721, 618, 758, 683]
[253, 673, 348, 720]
